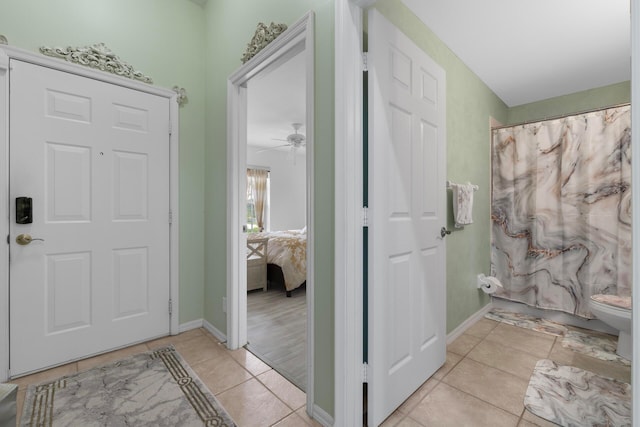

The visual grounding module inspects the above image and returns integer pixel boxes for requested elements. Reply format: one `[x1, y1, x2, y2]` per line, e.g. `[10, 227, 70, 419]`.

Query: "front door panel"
[9, 60, 171, 376]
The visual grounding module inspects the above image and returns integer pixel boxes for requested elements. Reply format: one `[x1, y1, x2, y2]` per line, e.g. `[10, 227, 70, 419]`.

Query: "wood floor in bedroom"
[247, 283, 307, 391]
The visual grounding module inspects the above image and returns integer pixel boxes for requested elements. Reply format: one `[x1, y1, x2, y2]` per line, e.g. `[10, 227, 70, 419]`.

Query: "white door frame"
[336, 1, 640, 426]
[0, 44, 180, 381]
[226, 11, 315, 410]
[334, 1, 367, 425]
[334, 1, 373, 425]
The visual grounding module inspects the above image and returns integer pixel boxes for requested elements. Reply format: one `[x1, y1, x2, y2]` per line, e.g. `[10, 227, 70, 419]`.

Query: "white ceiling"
[247, 52, 306, 150]
[401, 0, 631, 106]
[245, 1, 630, 144]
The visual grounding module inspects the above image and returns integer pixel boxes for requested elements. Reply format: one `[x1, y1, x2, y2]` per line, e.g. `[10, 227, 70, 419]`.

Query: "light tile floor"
[7, 319, 631, 427]
[9, 328, 320, 427]
[381, 318, 631, 427]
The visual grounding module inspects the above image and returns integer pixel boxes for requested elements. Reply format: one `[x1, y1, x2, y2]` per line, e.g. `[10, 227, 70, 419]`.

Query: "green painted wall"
[0, 0, 337, 414]
[507, 81, 630, 125]
[0, 0, 207, 324]
[373, 1, 631, 335]
[202, 0, 335, 414]
[1, 0, 631, 419]
[374, 0, 510, 333]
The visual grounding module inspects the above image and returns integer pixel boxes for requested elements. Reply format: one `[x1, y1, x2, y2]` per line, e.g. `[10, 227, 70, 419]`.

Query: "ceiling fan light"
[287, 133, 306, 145]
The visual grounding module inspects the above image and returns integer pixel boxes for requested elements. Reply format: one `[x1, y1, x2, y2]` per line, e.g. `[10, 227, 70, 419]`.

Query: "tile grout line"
[219, 343, 304, 423]
[442, 333, 530, 419]
[454, 342, 547, 383]
[436, 355, 463, 382]
[437, 379, 524, 419]
[228, 350, 302, 413]
[191, 332, 304, 426]
[254, 370, 305, 413]
[517, 407, 527, 426]
[397, 378, 442, 416]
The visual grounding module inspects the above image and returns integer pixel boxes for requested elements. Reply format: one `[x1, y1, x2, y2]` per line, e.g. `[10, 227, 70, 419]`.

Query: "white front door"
[9, 60, 171, 376]
[368, 9, 447, 426]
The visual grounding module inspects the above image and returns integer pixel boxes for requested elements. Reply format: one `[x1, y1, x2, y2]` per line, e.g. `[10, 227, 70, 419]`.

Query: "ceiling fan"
[257, 123, 306, 154]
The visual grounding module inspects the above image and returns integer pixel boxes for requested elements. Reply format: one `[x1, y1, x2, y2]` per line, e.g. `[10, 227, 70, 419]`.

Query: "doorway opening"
[226, 11, 315, 404]
[245, 53, 308, 388]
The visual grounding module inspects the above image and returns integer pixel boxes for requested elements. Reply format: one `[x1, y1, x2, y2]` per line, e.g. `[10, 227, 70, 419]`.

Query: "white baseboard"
[203, 319, 227, 343]
[311, 404, 334, 427]
[178, 319, 203, 333]
[447, 302, 494, 345]
[179, 318, 227, 343]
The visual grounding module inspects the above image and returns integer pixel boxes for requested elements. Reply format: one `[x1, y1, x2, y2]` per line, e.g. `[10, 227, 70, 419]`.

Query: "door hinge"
[168, 120, 172, 136]
[168, 210, 173, 224]
[362, 52, 368, 72]
[362, 206, 369, 227]
[362, 362, 368, 383]
[6, 235, 8, 244]
[168, 299, 173, 315]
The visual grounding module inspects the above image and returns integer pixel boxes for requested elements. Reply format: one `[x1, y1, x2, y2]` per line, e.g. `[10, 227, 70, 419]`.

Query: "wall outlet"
[222, 297, 227, 313]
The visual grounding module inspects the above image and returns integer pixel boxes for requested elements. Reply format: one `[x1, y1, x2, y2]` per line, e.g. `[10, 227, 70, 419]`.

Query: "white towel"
[451, 183, 475, 228]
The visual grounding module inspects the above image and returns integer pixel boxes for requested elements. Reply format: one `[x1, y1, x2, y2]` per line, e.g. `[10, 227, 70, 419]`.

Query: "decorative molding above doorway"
[241, 22, 288, 64]
[39, 42, 153, 83]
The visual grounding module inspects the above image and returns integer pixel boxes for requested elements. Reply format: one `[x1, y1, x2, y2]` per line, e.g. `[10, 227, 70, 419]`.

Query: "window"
[247, 168, 269, 232]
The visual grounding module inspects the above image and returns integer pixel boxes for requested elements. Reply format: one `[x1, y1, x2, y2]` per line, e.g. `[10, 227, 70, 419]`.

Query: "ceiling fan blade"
[255, 144, 290, 153]
[271, 138, 288, 142]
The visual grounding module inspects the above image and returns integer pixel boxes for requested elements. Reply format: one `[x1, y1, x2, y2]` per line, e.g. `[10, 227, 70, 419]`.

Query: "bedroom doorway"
[245, 50, 308, 388]
[226, 11, 315, 401]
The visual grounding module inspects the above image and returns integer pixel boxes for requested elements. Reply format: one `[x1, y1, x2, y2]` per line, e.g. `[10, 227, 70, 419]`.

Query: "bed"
[250, 229, 306, 296]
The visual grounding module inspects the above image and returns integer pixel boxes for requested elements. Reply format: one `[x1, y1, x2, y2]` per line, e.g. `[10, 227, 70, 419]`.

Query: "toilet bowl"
[588, 294, 632, 361]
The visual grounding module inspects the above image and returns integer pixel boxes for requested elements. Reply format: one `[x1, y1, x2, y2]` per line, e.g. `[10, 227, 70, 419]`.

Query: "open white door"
[368, 9, 447, 426]
[9, 60, 171, 376]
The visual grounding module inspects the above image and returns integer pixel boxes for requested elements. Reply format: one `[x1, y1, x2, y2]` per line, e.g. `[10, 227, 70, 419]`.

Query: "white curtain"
[491, 105, 631, 318]
[247, 168, 269, 231]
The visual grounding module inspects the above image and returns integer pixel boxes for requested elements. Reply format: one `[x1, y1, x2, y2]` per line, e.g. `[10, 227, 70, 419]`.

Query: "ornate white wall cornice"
[172, 86, 188, 107]
[39, 42, 153, 84]
[241, 22, 288, 64]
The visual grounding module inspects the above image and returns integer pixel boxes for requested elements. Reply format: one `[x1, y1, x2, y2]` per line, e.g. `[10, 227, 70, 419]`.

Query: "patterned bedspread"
[253, 230, 307, 291]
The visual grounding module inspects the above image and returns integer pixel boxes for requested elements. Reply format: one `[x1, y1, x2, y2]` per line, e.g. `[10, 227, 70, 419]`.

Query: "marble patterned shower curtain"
[491, 105, 631, 318]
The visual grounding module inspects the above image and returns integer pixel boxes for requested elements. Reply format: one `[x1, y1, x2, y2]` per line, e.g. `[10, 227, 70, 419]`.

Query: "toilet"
[589, 294, 632, 360]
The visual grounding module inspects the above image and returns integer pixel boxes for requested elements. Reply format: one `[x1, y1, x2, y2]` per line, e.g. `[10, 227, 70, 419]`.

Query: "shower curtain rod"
[491, 102, 631, 131]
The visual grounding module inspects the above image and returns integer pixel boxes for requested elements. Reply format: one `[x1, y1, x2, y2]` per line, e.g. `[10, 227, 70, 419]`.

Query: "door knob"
[440, 227, 451, 238]
[16, 234, 44, 245]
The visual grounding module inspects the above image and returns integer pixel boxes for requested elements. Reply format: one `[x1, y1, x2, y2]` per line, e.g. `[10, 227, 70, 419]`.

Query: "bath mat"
[524, 359, 631, 427]
[484, 308, 568, 336]
[20, 346, 236, 426]
[562, 330, 631, 366]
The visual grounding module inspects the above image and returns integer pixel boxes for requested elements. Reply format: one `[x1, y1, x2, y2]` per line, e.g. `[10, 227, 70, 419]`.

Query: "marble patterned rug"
[485, 308, 568, 336]
[484, 309, 632, 364]
[525, 359, 631, 427]
[20, 346, 236, 426]
[562, 330, 631, 366]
